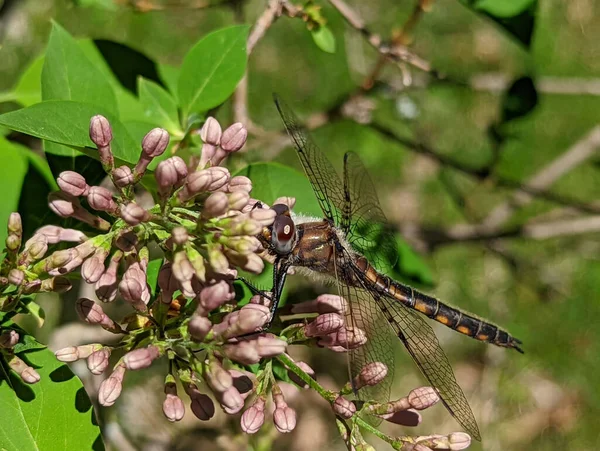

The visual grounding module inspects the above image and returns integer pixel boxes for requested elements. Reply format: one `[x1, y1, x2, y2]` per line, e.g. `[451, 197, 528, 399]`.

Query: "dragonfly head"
[267, 203, 297, 256]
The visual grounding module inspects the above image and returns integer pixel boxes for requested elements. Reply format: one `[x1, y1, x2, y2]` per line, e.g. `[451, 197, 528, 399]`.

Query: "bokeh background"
[1, 0, 599, 450]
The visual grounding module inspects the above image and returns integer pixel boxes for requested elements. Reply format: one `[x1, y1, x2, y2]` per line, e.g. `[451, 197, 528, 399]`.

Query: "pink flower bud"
[255, 334, 287, 358]
[41, 276, 72, 293]
[48, 191, 76, 217]
[204, 359, 233, 393]
[0, 330, 19, 349]
[57, 171, 89, 196]
[7, 212, 22, 236]
[21, 234, 48, 264]
[241, 397, 265, 434]
[200, 117, 222, 145]
[98, 365, 126, 406]
[8, 269, 24, 286]
[228, 176, 252, 193]
[202, 191, 228, 218]
[163, 392, 185, 422]
[230, 370, 254, 396]
[212, 304, 269, 339]
[95, 253, 120, 302]
[408, 386, 440, 410]
[112, 166, 134, 187]
[207, 245, 229, 274]
[220, 123, 247, 152]
[87, 186, 117, 212]
[447, 432, 472, 450]
[120, 202, 150, 225]
[170, 227, 188, 245]
[198, 279, 235, 313]
[292, 294, 347, 316]
[54, 346, 80, 362]
[228, 191, 250, 211]
[273, 394, 296, 433]
[35, 225, 85, 243]
[87, 348, 111, 375]
[142, 128, 170, 158]
[332, 395, 356, 419]
[249, 208, 276, 227]
[123, 345, 160, 370]
[76, 298, 110, 325]
[119, 277, 144, 305]
[319, 327, 367, 350]
[305, 313, 344, 337]
[354, 362, 388, 390]
[89, 115, 113, 147]
[21, 367, 41, 384]
[155, 156, 188, 193]
[81, 253, 107, 284]
[381, 409, 421, 427]
[217, 385, 244, 414]
[188, 315, 212, 341]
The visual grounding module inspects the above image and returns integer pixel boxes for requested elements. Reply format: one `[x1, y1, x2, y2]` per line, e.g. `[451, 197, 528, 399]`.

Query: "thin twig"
[327, 0, 434, 74]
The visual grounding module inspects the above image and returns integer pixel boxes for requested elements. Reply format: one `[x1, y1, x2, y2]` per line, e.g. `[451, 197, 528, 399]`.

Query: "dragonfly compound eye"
[272, 215, 296, 255]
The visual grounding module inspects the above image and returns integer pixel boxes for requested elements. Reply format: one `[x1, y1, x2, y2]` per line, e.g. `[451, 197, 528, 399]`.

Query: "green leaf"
[0, 56, 44, 106]
[0, 100, 139, 164]
[458, 0, 537, 47]
[311, 26, 337, 54]
[158, 63, 180, 98]
[24, 300, 46, 328]
[178, 25, 250, 116]
[392, 238, 435, 287]
[138, 77, 182, 135]
[12, 331, 47, 354]
[0, 137, 29, 246]
[0, 336, 102, 450]
[234, 162, 322, 217]
[146, 258, 163, 296]
[42, 22, 117, 113]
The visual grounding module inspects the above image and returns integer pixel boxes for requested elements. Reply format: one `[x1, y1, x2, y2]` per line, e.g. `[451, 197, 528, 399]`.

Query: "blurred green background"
[1, 0, 599, 450]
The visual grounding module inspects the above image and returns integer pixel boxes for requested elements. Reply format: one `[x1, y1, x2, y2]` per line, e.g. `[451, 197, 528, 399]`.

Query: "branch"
[327, 0, 434, 74]
[479, 125, 600, 230]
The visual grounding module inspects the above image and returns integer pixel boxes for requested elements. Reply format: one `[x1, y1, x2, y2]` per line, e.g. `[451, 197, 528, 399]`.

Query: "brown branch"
[327, 0, 434, 74]
[479, 125, 600, 230]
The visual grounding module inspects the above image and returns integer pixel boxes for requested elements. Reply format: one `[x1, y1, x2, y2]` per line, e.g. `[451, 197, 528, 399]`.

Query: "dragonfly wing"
[342, 151, 398, 273]
[333, 251, 394, 412]
[274, 94, 346, 225]
[379, 295, 482, 441]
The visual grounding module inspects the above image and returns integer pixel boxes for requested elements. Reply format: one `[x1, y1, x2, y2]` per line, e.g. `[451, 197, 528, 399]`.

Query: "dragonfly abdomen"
[354, 256, 523, 353]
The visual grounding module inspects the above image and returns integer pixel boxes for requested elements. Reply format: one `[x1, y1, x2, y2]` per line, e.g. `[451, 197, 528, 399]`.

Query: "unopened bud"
[408, 386, 440, 410]
[87, 348, 111, 375]
[120, 203, 150, 225]
[228, 191, 250, 211]
[123, 345, 160, 370]
[241, 397, 266, 434]
[89, 115, 113, 147]
[204, 359, 233, 393]
[8, 269, 24, 286]
[98, 365, 126, 406]
[48, 191, 76, 217]
[217, 385, 244, 414]
[171, 227, 188, 245]
[200, 117, 222, 145]
[332, 395, 356, 419]
[155, 156, 187, 192]
[57, 171, 89, 196]
[292, 294, 347, 316]
[203, 191, 228, 218]
[87, 186, 117, 212]
[81, 254, 107, 284]
[112, 166, 134, 188]
[249, 208, 276, 227]
[142, 128, 170, 158]
[76, 298, 106, 324]
[0, 330, 19, 349]
[228, 176, 252, 193]
[163, 391, 185, 422]
[221, 123, 247, 152]
[354, 362, 388, 390]
[188, 315, 212, 341]
[305, 313, 344, 337]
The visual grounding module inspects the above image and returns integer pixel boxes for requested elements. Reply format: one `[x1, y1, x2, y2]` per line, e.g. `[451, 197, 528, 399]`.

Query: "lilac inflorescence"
[0, 115, 471, 449]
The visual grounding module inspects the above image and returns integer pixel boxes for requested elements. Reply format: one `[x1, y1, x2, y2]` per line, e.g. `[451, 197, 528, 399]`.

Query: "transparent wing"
[274, 94, 345, 224]
[379, 295, 482, 441]
[343, 151, 398, 273]
[333, 248, 394, 411]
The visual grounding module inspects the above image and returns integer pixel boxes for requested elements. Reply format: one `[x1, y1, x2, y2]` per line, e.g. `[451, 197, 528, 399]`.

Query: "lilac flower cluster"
[0, 115, 472, 449]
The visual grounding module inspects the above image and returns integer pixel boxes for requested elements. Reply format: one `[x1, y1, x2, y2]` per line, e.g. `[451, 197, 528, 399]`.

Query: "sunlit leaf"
[138, 77, 182, 135]
[311, 26, 337, 54]
[0, 333, 102, 450]
[178, 25, 250, 116]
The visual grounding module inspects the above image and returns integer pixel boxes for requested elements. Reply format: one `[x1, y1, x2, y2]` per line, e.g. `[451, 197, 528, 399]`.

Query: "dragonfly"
[257, 94, 523, 441]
